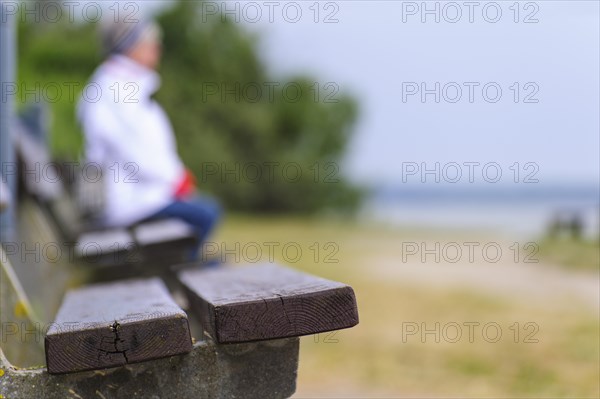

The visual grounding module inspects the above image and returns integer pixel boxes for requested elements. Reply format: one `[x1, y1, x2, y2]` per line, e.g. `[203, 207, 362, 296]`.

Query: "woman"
[78, 16, 220, 256]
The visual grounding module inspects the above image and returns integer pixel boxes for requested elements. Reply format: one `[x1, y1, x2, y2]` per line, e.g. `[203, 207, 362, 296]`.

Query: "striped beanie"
[100, 17, 161, 56]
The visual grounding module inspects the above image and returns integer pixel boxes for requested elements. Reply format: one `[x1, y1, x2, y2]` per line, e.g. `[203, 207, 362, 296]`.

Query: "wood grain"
[45, 278, 192, 374]
[178, 264, 359, 343]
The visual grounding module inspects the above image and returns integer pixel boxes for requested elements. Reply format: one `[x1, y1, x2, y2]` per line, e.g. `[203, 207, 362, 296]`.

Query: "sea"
[360, 183, 600, 239]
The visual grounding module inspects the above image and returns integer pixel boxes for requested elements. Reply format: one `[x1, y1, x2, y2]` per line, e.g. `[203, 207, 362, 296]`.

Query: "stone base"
[0, 338, 298, 399]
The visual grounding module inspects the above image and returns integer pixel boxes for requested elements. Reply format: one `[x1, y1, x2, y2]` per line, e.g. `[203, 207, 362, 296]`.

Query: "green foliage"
[17, 0, 362, 213]
[18, 18, 99, 157]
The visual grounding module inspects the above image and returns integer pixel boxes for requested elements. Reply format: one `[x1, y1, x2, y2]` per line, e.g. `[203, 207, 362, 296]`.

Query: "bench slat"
[178, 264, 359, 343]
[45, 278, 193, 374]
[15, 125, 63, 201]
[133, 219, 197, 265]
[133, 218, 196, 246]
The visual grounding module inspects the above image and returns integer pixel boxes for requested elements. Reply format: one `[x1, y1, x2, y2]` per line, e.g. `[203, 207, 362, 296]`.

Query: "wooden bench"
[547, 210, 585, 239]
[3, 105, 360, 397]
[0, 250, 301, 398]
[42, 263, 358, 374]
[73, 219, 197, 270]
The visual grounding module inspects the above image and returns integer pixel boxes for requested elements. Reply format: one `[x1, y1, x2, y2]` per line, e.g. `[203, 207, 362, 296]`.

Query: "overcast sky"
[142, 1, 599, 187]
[234, 1, 599, 187]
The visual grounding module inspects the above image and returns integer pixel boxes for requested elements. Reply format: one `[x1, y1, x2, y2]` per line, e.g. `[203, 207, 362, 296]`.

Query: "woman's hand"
[174, 168, 197, 199]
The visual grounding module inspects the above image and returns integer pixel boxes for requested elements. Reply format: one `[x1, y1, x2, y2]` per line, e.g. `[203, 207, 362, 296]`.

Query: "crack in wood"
[109, 321, 128, 363]
[276, 295, 296, 335]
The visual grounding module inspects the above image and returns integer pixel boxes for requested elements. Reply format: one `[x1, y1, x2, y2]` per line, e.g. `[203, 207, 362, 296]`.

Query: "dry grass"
[537, 236, 600, 272]
[215, 214, 600, 398]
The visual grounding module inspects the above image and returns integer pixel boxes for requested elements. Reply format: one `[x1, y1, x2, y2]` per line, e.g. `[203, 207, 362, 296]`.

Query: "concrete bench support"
[1, 338, 299, 399]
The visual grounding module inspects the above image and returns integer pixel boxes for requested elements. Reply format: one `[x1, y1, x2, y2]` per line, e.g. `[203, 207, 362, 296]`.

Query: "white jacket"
[78, 55, 184, 227]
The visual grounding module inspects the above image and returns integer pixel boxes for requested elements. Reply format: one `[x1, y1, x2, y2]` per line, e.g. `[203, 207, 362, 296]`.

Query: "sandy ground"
[293, 235, 599, 398]
[370, 238, 599, 312]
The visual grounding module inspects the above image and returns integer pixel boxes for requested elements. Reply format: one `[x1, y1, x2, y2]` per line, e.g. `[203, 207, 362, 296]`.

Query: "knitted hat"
[100, 17, 161, 56]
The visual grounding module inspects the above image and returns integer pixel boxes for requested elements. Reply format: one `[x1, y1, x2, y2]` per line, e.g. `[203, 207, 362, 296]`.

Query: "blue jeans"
[148, 195, 221, 258]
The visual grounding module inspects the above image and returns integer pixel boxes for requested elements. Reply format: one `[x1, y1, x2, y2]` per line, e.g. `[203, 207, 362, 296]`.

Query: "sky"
[234, 1, 600, 187]
[100, 1, 600, 188]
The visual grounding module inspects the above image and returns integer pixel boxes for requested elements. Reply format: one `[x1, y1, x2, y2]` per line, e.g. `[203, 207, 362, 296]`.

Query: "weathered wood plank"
[75, 228, 137, 266]
[14, 125, 63, 201]
[45, 278, 193, 374]
[133, 218, 195, 246]
[178, 264, 359, 343]
[133, 219, 197, 265]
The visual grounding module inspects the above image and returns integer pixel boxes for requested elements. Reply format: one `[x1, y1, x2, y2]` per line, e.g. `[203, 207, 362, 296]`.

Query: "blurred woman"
[77, 16, 220, 256]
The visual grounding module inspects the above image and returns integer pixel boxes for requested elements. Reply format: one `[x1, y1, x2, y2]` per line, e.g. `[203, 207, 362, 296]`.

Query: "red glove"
[175, 168, 197, 199]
